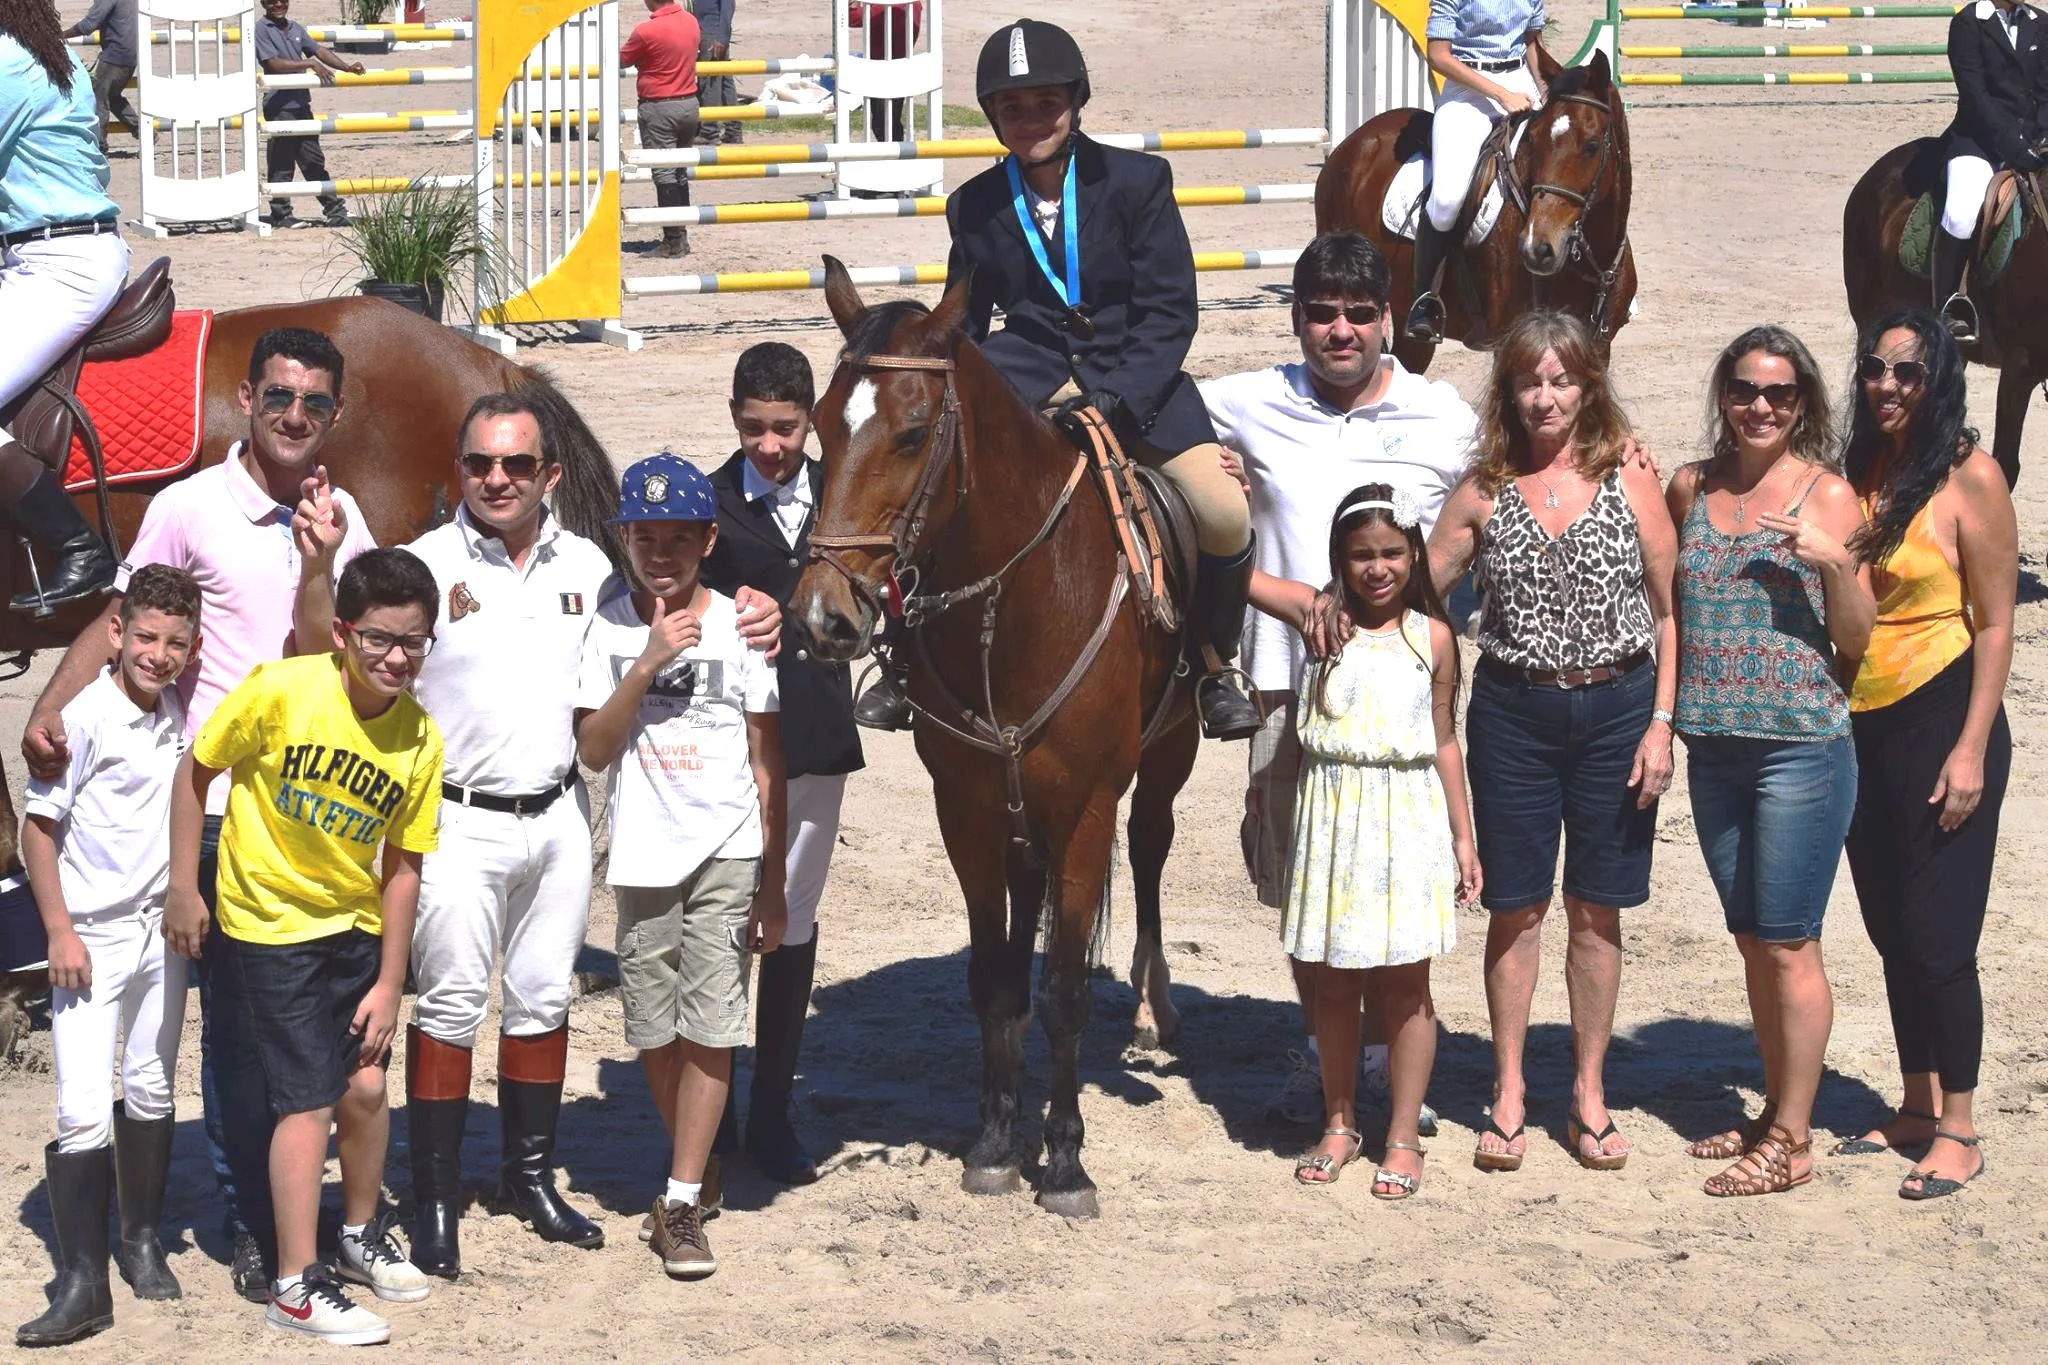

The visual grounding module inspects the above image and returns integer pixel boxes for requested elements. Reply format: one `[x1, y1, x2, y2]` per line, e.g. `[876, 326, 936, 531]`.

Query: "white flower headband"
[1335, 488, 1421, 531]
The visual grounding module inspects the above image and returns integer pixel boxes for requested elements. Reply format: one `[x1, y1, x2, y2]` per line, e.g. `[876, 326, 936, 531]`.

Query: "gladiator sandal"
[1685, 1103, 1777, 1161]
[1702, 1122, 1812, 1197]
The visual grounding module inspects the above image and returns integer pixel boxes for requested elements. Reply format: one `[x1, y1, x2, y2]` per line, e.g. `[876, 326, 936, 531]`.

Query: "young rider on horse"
[854, 18, 1262, 742]
[1406, 0, 1550, 344]
[1935, 0, 2048, 342]
[0, 0, 128, 613]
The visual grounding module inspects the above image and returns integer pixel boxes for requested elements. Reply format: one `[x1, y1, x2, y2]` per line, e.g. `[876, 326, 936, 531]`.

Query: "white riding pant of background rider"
[1942, 154, 1997, 239]
[784, 772, 847, 948]
[52, 901, 187, 1152]
[0, 231, 128, 420]
[410, 787, 594, 1048]
[1426, 65, 1544, 233]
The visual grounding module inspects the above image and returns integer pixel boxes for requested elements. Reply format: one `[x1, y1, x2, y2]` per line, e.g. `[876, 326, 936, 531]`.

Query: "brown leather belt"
[1483, 649, 1651, 690]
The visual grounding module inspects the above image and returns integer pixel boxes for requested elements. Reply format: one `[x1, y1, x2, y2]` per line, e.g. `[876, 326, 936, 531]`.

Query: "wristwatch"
[1651, 708, 1674, 726]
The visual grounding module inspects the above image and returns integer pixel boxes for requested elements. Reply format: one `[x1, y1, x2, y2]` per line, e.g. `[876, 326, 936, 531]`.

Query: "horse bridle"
[1495, 89, 1632, 336]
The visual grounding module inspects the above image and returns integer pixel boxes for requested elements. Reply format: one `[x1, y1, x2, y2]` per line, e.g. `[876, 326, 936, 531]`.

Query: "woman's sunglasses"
[1855, 354, 1927, 388]
[1723, 379, 1801, 410]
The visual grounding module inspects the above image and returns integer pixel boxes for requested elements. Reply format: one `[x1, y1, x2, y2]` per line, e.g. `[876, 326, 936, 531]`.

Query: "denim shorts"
[1466, 656, 1660, 911]
[1686, 732, 1856, 942]
[221, 927, 383, 1116]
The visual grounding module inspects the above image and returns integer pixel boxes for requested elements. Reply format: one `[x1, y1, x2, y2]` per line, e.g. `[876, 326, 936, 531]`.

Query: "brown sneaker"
[648, 1198, 716, 1279]
[640, 1158, 720, 1242]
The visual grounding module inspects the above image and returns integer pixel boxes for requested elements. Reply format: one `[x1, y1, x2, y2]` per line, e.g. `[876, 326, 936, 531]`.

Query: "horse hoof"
[1131, 1024, 1161, 1052]
[961, 1165, 1023, 1196]
[1035, 1186, 1100, 1220]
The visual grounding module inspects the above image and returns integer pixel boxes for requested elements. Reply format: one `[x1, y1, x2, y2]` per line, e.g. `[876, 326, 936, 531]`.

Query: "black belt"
[1469, 57, 1526, 73]
[1, 217, 120, 250]
[1482, 649, 1651, 690]
[442, 771, 575, 816]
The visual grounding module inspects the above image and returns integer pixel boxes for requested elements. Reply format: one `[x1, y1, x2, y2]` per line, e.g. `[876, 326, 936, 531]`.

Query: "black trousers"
[265, 133, 346, 220]
[1845, 649, 2011, 1094]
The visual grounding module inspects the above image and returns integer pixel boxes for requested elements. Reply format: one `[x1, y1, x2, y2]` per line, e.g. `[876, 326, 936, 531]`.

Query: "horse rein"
[1494, 89, 1632, 336]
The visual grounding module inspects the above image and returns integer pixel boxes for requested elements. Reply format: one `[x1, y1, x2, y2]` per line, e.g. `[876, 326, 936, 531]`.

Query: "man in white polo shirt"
[20, 326, 375, 1303]
[1200, 232, 1476, 1130]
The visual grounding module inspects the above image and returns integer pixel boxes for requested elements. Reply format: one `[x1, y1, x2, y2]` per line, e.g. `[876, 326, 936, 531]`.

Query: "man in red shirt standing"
[621, 0, 700, 258]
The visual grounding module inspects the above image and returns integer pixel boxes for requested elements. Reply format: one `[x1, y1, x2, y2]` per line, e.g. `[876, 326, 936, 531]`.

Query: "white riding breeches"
[410, 785, 594, 1047]
[52, 903, 187, 1152]
[1426, 65, 1543, 232]
[1943, 154, 1996, 239]
[785, 772, 847, 948]
[0, 232, 129, 415]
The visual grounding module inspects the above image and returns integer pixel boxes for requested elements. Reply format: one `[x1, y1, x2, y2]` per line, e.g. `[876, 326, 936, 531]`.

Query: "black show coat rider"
[944, 131, 1220, 456]
[1946, 0, 2048, 167]
[701, 451, 865, 780]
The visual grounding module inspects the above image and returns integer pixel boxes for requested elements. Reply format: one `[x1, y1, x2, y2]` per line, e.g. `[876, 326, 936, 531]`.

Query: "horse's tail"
[508, 365, 624, 573]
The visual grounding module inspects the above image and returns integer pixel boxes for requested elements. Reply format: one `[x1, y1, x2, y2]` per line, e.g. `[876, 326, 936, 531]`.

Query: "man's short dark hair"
[246, 326, 345, 391]
[336, 548, 440, 627]
[732, 342, 815, 410]
[119, 564, 201, 625]
[457, 392, 550, 461]
[1292, 232, 1391, 308]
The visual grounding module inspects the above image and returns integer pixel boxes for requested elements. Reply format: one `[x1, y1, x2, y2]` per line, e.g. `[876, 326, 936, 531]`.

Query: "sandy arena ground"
[3, 0, 2046, 1358]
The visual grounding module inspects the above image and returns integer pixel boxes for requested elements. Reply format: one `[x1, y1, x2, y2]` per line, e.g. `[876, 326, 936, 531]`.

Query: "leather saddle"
[0, 256, 176, 474]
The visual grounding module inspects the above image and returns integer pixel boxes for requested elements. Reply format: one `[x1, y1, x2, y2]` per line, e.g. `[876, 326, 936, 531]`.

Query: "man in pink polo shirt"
[20, 326, 374, 1305]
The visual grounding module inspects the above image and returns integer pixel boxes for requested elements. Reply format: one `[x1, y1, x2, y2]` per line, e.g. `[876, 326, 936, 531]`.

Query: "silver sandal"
[1294, 1126, 1363, 1185]
[1372, 1140, 1427, 1201]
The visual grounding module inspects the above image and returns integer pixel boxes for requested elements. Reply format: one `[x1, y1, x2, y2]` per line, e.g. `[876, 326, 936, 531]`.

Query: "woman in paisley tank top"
[1665, 326, 1875, 1197]
[1429, 310, 1678, 1174]
[1836, 310, 2016, 1201]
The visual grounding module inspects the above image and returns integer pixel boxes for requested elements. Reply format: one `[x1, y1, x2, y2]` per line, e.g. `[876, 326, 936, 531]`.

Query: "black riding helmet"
[975, 19, 1091, 127]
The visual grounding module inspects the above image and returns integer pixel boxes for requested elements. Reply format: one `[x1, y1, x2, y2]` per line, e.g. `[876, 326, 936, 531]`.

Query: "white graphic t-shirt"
[577, 581, 779, 887]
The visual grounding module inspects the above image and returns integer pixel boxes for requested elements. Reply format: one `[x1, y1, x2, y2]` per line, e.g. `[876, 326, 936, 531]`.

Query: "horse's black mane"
[1546, 62, 1602, 102]
[843, 299, 935, 365]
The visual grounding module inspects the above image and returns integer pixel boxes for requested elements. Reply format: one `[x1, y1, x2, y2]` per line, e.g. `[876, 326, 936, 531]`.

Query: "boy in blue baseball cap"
[572, 454, 786, 1282]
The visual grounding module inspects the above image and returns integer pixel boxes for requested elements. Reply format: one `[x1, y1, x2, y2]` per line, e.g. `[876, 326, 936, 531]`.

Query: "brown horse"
[1315, 50, 1636, 373]
[788, 258, 1199, 1218]
[0, 296, 618, 1030]
[1844, 138, 2038, 486]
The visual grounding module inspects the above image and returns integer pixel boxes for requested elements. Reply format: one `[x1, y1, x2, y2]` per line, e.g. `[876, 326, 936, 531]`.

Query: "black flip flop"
[1473, 1118, 1525, 1172]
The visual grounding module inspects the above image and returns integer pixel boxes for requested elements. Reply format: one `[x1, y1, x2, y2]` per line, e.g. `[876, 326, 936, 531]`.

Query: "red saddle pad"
[63, 309, 214, 493]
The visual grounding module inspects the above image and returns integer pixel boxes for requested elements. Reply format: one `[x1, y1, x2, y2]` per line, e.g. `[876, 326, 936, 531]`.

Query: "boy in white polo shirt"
[574, 454, 785, 1283]
[17, 566, 201, 1348]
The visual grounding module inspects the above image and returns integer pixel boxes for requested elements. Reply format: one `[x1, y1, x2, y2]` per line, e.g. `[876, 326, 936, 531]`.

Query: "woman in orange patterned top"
[1837, 308, 2016, 1201]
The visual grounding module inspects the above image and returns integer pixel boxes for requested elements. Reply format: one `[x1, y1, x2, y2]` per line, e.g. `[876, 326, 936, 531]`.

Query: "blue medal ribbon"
[1005, 152, 1082, 316]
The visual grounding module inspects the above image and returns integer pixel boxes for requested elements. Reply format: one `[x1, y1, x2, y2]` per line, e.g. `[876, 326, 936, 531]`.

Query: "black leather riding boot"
[1932, 227, 1978, 343]
[747, 933, 820, 1185]
[491, 1027, 604, 1248]
[111, 1104, 181, 1301]
[1404, 220, 1453, 344]
[1193, 539, 1263, 742]
[0, 461, 117, 616]
[405, 1026, 472, 1279]
[16, 1143, 114, 1347]
[853, 659, 913, 731]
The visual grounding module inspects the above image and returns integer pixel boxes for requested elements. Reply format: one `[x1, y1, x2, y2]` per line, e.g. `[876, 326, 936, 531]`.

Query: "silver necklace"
[1533, 469, 1565, 510]
[1732, 454, 1791, 525]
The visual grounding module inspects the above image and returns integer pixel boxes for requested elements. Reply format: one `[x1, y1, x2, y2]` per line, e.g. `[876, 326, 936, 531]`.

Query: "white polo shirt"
[1201, 358, 1477, 692]
[117, 443, 376, 812]
[408, 505, 616, 796]
[24, 667, 190, 919]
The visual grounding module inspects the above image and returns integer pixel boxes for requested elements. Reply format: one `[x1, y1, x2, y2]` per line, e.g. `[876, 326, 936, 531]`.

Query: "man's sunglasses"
[259, 386, 337, 418]
[1856, 355, 1927, 388]
[346, 625, 436, 658]
[459, 452, 551, 480]
[1723, 379, 1801, 410]
[1300, 301, 1384, 327]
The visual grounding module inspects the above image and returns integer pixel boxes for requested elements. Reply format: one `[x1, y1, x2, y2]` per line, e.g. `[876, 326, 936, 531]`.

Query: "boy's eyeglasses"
[259, 386, 338, 419]
[1856, 355, 1927, 388]
[1723, 379, 1801, 410]
[1300, 301, 1384, 327]
[347, 625, 436, 658]
[460, 452, 549, 480]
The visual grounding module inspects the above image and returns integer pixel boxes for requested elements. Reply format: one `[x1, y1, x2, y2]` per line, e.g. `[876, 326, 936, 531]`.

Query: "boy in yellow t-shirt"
[166, 548, 445, 1347]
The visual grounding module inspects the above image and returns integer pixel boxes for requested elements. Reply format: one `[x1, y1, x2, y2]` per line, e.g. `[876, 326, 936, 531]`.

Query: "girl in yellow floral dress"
[1282, 484, 1480, 1198]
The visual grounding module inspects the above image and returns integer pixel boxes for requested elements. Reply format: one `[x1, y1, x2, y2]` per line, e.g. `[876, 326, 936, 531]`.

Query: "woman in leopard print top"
[1427, 310, 1678, 1175]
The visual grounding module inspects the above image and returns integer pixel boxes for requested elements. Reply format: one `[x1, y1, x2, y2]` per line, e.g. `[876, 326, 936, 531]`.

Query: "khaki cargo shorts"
[615, 857, 760, 1051]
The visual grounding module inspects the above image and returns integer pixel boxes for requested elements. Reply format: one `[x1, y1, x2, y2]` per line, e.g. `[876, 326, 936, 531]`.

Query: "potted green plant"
[337, 179, 507, 325]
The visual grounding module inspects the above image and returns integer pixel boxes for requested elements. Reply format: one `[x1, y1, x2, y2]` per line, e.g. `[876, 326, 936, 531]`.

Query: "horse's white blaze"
[1549, 112, 1571, 140]
[843, 377, 878, 436]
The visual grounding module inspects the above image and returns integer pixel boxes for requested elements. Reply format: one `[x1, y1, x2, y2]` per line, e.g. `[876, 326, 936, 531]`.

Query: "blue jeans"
[1685, 733, 1857, 943]
[193, 814, 276, 1239]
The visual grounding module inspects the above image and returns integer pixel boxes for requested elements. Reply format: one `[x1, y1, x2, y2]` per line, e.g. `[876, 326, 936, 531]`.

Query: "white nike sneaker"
[1357, 1049, 1441, 1137]
[266, 1266, 392, 1345]
[337, 1215, 432, 1303]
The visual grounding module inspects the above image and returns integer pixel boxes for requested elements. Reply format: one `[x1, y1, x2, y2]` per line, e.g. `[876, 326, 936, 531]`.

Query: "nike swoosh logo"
[273, 1295, 314, 1321]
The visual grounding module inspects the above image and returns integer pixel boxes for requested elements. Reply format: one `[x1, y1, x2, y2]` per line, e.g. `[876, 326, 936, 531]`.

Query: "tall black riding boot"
[405, 1026, 472, 1279]
[853, 658, 913, 731]
[653, 180, 691, 258]
[747, 933, 820, 1185]
[1193, 539, 1263, 742]
[16, 1142, 114, 1347]
[0, 462, 117, 616]
[490, 1027, 604, 1248]
[111, 1104, 180, 1301]
[1932, 226, 1979, 343]
[1404, 219, 1453, 344]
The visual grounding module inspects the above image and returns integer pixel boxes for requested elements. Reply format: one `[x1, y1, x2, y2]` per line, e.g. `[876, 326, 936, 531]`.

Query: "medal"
[1006, 154, 1088, 337]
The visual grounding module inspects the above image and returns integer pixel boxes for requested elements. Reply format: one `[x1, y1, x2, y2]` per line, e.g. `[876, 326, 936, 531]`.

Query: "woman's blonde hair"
[1470, 310, 1632, 496]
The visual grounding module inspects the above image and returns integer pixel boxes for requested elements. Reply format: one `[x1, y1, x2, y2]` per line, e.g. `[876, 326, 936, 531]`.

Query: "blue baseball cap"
[611, 453, 717, 524]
